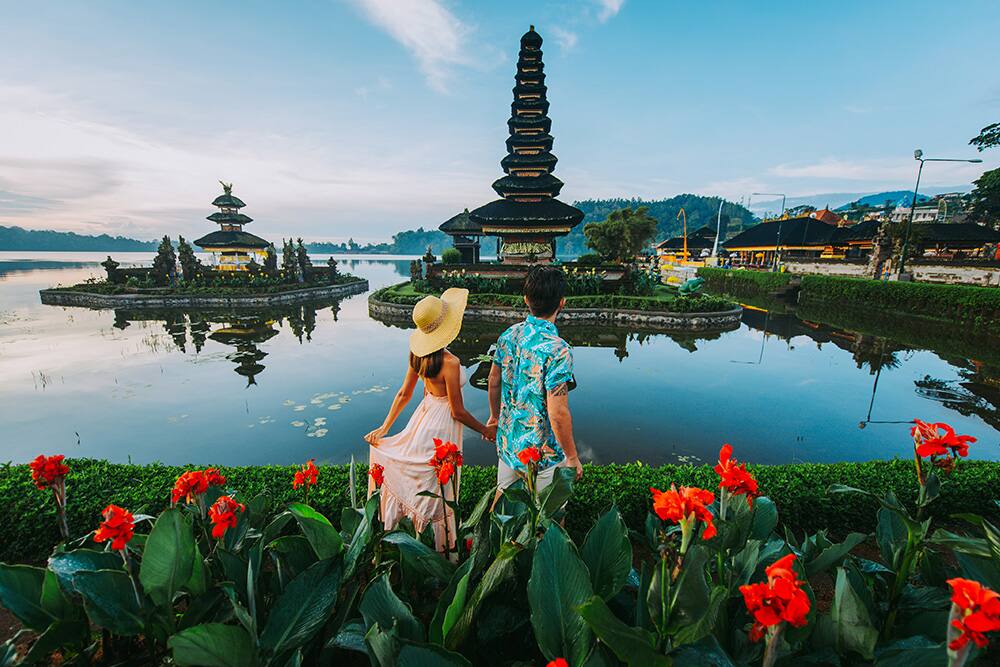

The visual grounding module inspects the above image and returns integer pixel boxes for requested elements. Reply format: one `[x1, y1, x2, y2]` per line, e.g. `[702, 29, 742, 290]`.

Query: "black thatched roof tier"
[516, 72, 546, 85]
[506, 133, 554, 151]
[508, 116, 552, 133]
[520, 26, 543, 48]
[910, 223, 1000, 243]
[657, 226, 717, 250]
[194, 230, 271, 249]
[512, 99, 550, 114]
[518, 48, 542, 60]
[723, 217, 840, 249]
[470, 198, 583, 229]
[207, 212, 254, 225]
[492, 173, 564, 197]
[501, 152, 557, 172]
[513, 83, 548, 97]
[211, 193, 246, 209]
[439, 208, 483, 235]
[833, 219, 880, 243]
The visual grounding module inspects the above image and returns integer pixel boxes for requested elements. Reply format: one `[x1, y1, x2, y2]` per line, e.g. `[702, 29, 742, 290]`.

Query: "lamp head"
[913, 149, 923, 160]
[969, 158, 983, 163]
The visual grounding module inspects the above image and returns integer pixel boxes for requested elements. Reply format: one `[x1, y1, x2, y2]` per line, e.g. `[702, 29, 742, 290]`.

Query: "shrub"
[697, 266, 792, 296]
[799, 274, 1000, 329]
[574, 253, 604, 265]
[441, 247, 463, 264]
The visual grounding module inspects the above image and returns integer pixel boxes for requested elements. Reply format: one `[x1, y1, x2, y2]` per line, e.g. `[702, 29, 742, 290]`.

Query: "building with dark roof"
[194, 182, 272, 271]
[438, 208, 482, 264]
[656, 226, 716, 255]
[468, 26, 583, 264]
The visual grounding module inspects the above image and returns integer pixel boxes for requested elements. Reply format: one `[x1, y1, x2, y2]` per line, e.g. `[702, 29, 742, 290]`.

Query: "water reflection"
[108, 301, 343, 385]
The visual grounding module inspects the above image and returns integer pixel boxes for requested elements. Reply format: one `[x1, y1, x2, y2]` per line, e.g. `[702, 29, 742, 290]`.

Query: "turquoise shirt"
[494, 315, 574, 472]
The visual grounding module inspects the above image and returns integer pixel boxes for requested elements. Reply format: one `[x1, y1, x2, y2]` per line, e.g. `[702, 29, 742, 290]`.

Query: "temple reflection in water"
[109, 300, 342, 386]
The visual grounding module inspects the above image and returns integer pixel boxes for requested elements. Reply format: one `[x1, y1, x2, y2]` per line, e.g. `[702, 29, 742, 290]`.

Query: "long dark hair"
[410, 349, 444, 379]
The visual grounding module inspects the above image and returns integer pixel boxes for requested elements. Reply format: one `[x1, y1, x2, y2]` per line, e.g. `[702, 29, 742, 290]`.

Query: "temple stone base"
[39, 279, 368, 309]
[369, 294, 742, 332]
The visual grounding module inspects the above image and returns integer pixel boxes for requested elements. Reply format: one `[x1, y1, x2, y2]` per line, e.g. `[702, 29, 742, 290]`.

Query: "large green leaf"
[873, 636, 946, 667]
[48, 549, 124, 596]
[528, 524, 594, 665]
[259, 556, 344, 656]
[0, 565, 60, 631]
[169, 623, 259, 667]
[360, 574, 424, 642]
[877, 507, 908, 570]
[429, 558, 474, 645]
[460, 484, 496, 532]
[74, 569, 145, 636]
[749, 497, 778, 540]
[831, 564, 878, 660]
[268, 535, 317, 591]
[669, 545, 711, 627]
[397, 638, 473, 666]
[20, 618, 90, 664]
[539, 467, 576, 520]
[673, 585, 727, 647]
[804, 532, 867, 577]
[580, 506, 632, 601]
[577, 595, 667, 667]
[671, 634, 736, 667]
[443, 542, 520, 650]
[344, 493, 380, 581]
[288, 503, 344, 560]
[382, 531, 455, 585]
[139, 508, 195, 607]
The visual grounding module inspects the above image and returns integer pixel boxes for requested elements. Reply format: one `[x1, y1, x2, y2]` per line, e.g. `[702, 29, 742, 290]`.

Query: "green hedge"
[53, 276, 365, 296]
[371, 283, 736, 314]
[4, 459, 999, 565]
[799, 274, 1000, 329]
[697, 266, 792, 296]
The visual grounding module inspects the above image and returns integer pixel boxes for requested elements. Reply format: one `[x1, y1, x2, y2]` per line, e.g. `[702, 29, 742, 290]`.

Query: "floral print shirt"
[493, 315, 574, 472]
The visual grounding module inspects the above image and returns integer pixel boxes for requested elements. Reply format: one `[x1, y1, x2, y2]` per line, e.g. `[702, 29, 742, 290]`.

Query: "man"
[487, 265, 583, 493]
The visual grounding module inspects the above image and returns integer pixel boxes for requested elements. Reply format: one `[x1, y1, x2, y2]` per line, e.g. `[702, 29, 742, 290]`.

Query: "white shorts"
[497, 458, 561, 492]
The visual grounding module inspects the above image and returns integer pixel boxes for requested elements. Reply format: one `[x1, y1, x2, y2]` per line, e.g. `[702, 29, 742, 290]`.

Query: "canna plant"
[2, 422, 1000, 666]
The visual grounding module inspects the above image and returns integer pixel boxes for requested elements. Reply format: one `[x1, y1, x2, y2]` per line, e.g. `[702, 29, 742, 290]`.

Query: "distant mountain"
[0, 225, 157, 251]
[835, 190, 934, 211]
[307, 227, 449, 256]
[749, 186, 971, 216]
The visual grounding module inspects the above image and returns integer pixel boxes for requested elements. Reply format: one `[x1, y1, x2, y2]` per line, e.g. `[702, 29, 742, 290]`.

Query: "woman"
[364, 287, 494, 552]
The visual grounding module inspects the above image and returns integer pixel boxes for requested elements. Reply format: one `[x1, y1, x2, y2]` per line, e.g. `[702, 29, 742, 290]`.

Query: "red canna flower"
[465, 537, 473, 552]
[714, 444, 759, 506]
[740, 554, 811, 642]
[947, 578, 1000, 651]
[293, 459, 319, 489]
[436, 461, 456, 485]
[518, 446, 542, 466]
[171, 470, 209, 505]
[912, 419, 976, 459]
[208, 496, 245, 539]
[29, 454, 70, 490]
[546, 660, 569, 667]
[204, 467, 227, 488]
[93, 504, 135, 551]
[428, 439, 462, 485]
[650, 484, 717, 540]
[369, 463, 385, 488]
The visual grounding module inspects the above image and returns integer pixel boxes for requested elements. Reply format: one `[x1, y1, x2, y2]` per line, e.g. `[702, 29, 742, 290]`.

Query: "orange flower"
[93, 504, 135, 551]
[208, 496, 245, 539]
[370, 463, 385, 488]
[293, 459, 319, 489]
[947, 578, 1000, 651]
[912, 419, 976, 459]
[714, 444, 759, 506]
[29, 454, 69, 490]
[518, 447, 542, 466]
[546, 660, 569, 667]
[650, 484, 717, 540]
[429, 439, 462, 485]
[436, 461, 456, 485]
[171, 470, 209, 505]
[204, 468, 227, 488]
[739, 554, 811, 642]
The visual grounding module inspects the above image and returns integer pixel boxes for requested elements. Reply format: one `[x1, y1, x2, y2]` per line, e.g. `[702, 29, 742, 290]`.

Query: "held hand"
[567, 456, 583, 481]
[364, 426, 389, 446]
[482, 423, 497, 443]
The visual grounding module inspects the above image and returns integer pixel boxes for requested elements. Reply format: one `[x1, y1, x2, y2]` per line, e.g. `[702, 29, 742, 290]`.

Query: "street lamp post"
[897, 150, 983, 275]
[751, 192, 786, 269]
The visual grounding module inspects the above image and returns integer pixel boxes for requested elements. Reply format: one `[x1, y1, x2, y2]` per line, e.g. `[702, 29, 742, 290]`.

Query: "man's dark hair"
[523, 265, 566, 317]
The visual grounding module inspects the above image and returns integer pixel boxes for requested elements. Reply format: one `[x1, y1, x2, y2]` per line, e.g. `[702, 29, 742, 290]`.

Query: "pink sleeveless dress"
[368, 367, 466, 552]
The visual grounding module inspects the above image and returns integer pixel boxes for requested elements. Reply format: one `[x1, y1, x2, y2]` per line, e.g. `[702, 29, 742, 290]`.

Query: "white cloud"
[769, 157, 984, 184]
[549, 26, 579, 53]
[596, 0, 625, 22]
[347, 0, 472, 92]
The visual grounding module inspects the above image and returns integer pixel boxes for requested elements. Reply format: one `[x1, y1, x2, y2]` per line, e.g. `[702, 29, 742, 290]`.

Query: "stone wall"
[909, 262, 1000, 287]
[369, 295, 742, 332]
[39, 279, 369, 309]
[783, 259, 870, 278]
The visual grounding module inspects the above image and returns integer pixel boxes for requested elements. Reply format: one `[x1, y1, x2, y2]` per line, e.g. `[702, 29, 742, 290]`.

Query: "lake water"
[1, 252, 997, 467]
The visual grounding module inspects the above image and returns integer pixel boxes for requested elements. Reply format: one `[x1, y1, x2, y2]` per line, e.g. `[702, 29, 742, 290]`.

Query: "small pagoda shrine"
[439, 208, 482, 264]
[194, 182, 271, 271]
[469, 26, 583, 264]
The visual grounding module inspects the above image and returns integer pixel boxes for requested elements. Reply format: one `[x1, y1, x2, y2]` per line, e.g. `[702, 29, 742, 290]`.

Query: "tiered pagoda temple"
[469, 26, 583, 264]
[439, 208, 482, 264]
[194, 182, 271, 271]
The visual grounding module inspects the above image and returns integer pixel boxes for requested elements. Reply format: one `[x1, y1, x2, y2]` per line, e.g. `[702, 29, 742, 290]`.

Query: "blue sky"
[0, 0, 997, 242]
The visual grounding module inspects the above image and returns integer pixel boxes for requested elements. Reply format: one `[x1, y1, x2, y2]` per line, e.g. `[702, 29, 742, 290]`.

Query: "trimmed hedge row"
[371, 283, 735, 313]
[697, 266, 792, 296]
[56, 275, 366, 296]
[4, 458, 999, 565]
[799, 274, 1000, 329]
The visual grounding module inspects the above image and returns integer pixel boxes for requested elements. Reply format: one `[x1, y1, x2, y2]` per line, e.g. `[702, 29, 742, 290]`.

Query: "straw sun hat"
[409, 288, 469, 357]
